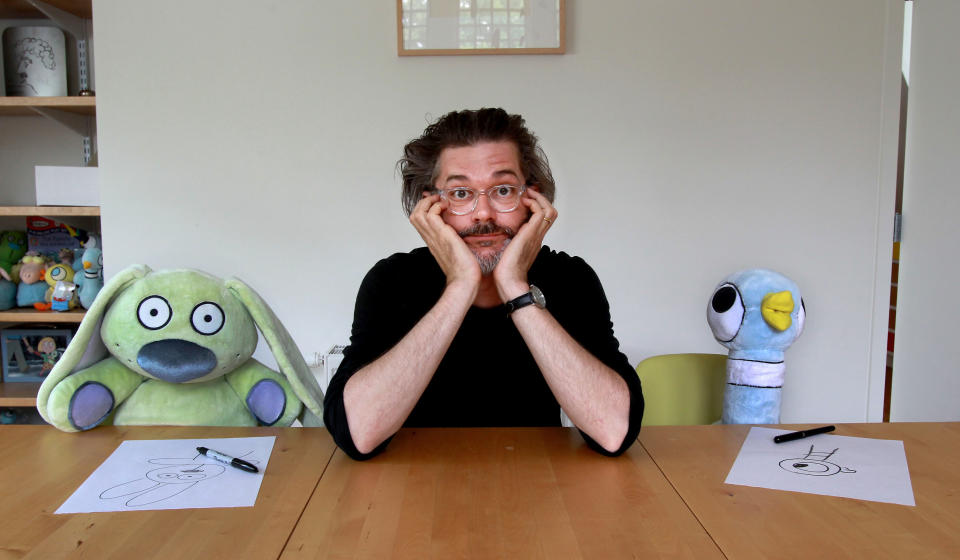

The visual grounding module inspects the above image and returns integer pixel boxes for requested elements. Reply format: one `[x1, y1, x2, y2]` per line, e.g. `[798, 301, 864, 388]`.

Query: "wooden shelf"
[0, 0, 90, 19]
[0, 382, 41, 407]
[0, 0, 91, 412]
[0, 205, 99, 217]
[0, 96, 95, 116]
[0, 308, 85, 324]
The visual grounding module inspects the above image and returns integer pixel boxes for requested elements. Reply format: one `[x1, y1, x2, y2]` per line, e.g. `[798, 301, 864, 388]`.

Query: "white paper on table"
[724, 427, 915, 506]
[56, 436, 276, 514]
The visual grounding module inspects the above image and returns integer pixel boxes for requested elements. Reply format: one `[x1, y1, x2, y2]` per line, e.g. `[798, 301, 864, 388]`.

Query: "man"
[324, 108, 643, 460]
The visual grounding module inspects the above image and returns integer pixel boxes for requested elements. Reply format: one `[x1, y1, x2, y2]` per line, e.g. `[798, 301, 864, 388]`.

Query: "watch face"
[529, 285, 546, 308]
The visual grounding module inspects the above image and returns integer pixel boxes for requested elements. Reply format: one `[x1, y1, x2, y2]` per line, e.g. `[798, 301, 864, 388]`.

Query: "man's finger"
[428, 199, 445, 216]
[413, 193, 439, 213]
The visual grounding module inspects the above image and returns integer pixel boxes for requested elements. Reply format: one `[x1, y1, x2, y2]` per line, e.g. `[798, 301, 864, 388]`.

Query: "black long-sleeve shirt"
[324, 246, 644, 460]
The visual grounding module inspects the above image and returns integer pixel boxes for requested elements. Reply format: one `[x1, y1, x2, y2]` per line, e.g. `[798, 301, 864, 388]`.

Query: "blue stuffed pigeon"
[77, 245, 103, 309]
[707, 269, 805, 424]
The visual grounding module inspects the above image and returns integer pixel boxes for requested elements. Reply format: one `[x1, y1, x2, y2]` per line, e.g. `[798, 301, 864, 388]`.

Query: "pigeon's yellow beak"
[761, 291, 794, 331]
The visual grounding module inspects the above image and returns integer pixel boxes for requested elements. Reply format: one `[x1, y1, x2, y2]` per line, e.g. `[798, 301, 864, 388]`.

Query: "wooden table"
[4, 423, 958, 559]
[640, 422, 960, 560]
[0, 425, 336, 560]
[282, 427, 722, 559]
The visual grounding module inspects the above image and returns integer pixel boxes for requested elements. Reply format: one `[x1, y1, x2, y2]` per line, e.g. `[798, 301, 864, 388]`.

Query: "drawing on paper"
[56, 437, 276, 514]
[99, 451, 259, 507]
[778, 445, 856, 476]
[10, 37, 57, 95]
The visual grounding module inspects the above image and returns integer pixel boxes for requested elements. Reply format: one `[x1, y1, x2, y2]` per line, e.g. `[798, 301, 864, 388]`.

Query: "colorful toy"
[706, 269, 805, 424]
[0, 268, 14, 310]
[58, 248, 75, 267]
[77, 244, 103, 309]
[72, 234, 100, 290]
[34, 263, 79, 311]
[0, 230, 27, 278]
[37, 264, 325, 432]
[16, 253, 48, 308]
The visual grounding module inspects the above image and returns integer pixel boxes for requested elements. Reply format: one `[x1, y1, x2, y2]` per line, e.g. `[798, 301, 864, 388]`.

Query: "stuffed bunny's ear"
[225, 278, 324, 423]
[36, 264, 152, 425]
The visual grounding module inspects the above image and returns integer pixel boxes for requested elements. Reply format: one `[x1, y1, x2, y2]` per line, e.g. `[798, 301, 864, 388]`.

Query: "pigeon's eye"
[796, 298, 806, 335]
[138, 295, 172, 330]
[707, 283, 744, 342]
[191, 302, 225, 335]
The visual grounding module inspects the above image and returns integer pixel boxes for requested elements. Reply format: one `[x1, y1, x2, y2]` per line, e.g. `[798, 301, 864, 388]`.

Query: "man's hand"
[493, 189, 558, 300]
[410, 194, 482, 292]
[346, 193, 482, 455]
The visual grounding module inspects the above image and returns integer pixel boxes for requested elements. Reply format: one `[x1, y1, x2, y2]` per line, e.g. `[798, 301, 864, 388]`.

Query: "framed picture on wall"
[1, 326, 73, 383]
[397, 0, 565, 56]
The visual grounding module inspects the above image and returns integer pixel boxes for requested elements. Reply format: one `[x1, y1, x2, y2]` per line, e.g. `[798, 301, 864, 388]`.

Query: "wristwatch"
[504, 285, 546, 314]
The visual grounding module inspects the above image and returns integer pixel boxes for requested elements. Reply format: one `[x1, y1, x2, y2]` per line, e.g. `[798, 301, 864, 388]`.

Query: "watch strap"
[504, 292, 535, 314]
[504, 285, 545, 314]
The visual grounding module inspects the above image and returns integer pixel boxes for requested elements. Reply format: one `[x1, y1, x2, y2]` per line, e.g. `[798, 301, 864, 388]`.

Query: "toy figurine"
[77, 244, 103, 309]
[0, 230, 27, 278]
[72, 234, 101, 290]
[37, 264, 325, 432]
[0, 268, 15, 311]
[707, 269, 805, 424]
[16, 253, 48, 308]
[34, 262, 78, 311]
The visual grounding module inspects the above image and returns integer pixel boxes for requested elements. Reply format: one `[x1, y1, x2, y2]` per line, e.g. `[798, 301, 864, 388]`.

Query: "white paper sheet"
[724, 427, 915, 506]
[56, 436, 276, 513]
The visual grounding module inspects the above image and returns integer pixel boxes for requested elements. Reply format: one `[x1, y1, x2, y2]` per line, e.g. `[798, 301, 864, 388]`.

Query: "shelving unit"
[1, 1, 95, 409]
[0, 205, 99, 217]
[0, 1, 91, 19]
[1, 206, 96, 406]
[0, 308, 86, 324]
[0, 382, 42, 407]
[0, 95, 95, 115]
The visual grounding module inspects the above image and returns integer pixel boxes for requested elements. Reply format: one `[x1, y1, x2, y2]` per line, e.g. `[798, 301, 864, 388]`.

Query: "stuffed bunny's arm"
[45, 357, 144, 431]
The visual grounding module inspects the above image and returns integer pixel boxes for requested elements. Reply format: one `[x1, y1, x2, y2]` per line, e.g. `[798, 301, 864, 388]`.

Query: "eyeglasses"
[435, 184, 527, 215]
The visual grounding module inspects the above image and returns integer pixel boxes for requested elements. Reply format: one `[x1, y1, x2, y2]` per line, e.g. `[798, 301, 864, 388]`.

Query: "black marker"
[196, 446, 259, 473]
[773, 425, 836, 444]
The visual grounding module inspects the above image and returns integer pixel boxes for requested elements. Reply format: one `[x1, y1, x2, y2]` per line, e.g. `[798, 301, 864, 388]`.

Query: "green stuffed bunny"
[37, 264, 324, 431]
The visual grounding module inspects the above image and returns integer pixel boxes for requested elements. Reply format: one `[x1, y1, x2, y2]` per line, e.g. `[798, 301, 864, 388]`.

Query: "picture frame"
[1, 326, 73, 383]
[397, 0, 565, 56]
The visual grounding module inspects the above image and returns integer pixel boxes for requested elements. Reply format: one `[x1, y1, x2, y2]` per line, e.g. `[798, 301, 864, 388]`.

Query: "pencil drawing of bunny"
[99, 457, 226, 507]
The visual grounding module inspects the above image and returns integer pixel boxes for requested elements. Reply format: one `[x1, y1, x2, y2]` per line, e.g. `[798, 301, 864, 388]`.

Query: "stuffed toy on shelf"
[0, 230, 27, 279]
[706, 268, 805, 424]
[33, 262, 79, 311]
[72, 234, 101, 290]
[0, 268, 15, 310]
[77, 243, 103, 309]
[16, 253, 49, 308]
[37, 264, 325, 432]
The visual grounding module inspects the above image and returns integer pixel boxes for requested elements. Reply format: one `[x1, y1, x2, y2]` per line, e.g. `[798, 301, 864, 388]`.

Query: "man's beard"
[459, 222, 515, 276]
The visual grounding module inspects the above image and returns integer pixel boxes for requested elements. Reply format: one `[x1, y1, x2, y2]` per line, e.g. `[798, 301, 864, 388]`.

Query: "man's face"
[433, 141, 531, 274]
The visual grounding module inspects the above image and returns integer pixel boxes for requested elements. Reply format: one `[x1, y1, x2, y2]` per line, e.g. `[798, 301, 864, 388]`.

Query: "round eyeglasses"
[435, 184, 527, 215]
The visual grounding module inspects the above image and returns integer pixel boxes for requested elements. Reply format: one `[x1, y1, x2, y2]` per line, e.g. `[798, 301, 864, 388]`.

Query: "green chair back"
[636, 353, 727, 426]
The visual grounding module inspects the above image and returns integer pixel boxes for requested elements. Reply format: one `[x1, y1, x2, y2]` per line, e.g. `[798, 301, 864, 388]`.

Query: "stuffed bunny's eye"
[707, 283, 744, 342]
[138, 296, 172, 330]
[191, 302, 225, 335]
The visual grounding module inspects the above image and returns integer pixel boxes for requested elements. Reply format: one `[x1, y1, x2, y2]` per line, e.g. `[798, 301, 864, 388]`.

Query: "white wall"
[91, 0, 902, 422]
[890, 0, 960, 421]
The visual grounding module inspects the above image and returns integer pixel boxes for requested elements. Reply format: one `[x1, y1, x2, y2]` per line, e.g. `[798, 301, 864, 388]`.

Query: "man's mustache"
[458, 223, 516, 238]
